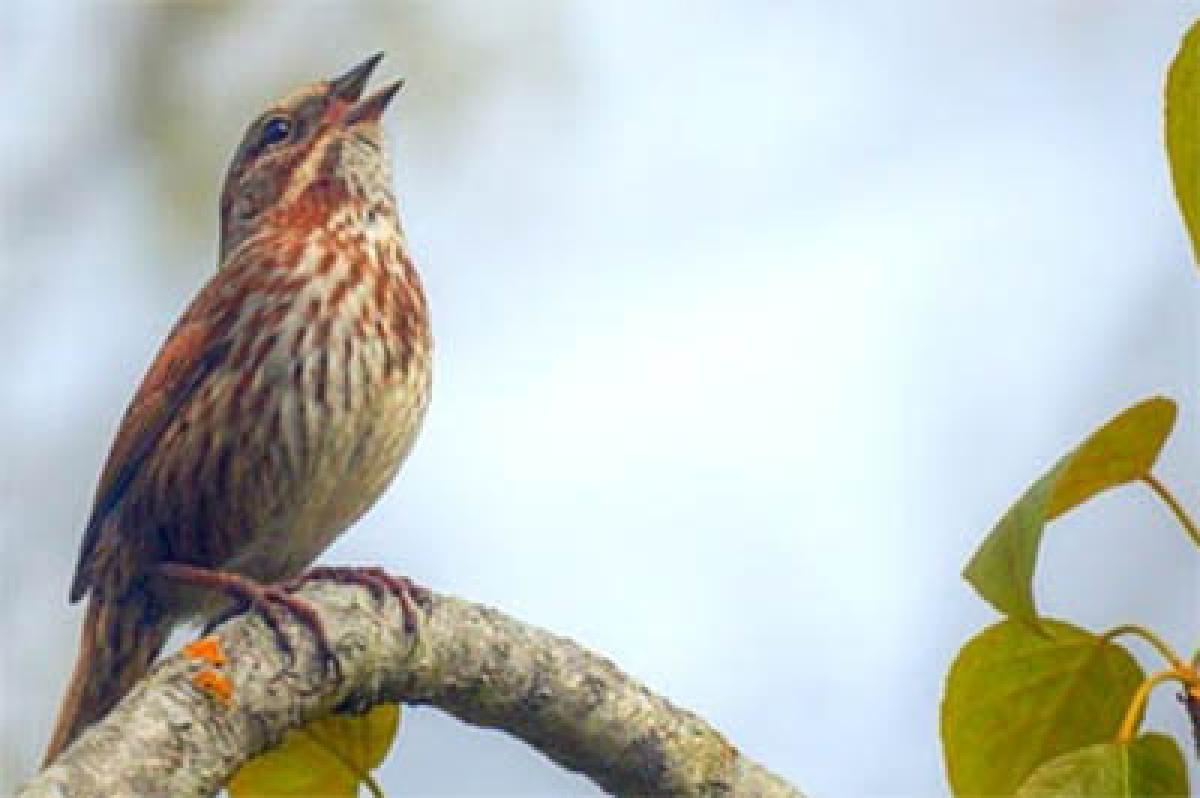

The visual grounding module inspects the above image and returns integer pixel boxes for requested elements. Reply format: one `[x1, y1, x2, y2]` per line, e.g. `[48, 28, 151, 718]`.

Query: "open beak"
[327, 53, 402, 126]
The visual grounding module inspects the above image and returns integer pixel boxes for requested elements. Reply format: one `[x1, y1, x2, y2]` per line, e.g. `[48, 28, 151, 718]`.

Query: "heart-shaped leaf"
[227, 702, 401, 798]
[963, 397, 1176, 629]
[1166, 18, 1200, 266]
[941, 618, 1144, 796]
[1015, 733, 1188, 797]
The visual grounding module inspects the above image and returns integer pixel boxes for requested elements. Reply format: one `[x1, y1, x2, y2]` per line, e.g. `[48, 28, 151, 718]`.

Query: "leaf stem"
[1102, 624, 1185, 669]
[1142, 473, 1200, 549]
[1118, 670, 1186, 742]
[363, 773, 385, 798]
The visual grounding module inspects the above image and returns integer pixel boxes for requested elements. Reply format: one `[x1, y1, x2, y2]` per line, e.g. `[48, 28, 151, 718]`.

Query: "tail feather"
[42, 595, 169, 768]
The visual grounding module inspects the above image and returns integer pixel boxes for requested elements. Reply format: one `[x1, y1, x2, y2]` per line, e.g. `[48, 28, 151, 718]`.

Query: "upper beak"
[328, 52, 384, 104]
[327, 53, 402, 126]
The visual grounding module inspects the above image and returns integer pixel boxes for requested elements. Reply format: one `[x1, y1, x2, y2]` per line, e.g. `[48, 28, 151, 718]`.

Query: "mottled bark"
[19, 581, 802, 797]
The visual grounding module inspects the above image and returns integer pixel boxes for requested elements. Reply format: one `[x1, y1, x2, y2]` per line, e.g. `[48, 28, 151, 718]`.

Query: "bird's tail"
[42, 595, 169, 768]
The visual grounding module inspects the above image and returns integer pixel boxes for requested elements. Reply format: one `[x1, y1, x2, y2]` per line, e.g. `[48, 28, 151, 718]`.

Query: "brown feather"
[42, 596, 169, 767]
[46, 53, 429, 766]
[71, 322, 232, 601]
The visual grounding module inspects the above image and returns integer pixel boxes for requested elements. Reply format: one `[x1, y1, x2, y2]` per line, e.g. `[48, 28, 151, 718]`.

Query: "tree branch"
[18, 580, 803, 797]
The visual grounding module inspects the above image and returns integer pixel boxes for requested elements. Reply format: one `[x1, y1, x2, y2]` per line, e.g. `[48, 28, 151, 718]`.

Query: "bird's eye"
[259, 117, 292, 148]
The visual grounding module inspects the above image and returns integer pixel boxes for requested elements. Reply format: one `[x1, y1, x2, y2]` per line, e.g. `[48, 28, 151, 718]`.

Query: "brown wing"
[69, 317, 232, 602]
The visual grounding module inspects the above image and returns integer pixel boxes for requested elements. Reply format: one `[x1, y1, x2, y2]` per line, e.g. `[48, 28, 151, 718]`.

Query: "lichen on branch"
[20, 580, 802, 798]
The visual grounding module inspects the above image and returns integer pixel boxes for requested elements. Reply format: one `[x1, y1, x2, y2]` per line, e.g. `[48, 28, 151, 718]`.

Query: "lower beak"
[344, 80, 404, 126]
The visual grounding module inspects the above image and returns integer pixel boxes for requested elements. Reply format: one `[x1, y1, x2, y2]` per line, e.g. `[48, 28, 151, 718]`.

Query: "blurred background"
[2, 1, 1198, 795]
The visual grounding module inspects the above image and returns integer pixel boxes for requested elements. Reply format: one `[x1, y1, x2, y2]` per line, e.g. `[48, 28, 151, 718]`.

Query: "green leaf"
[1166, 18, 1200, 266]
[941, 618, 1144, 797]
[963, 397, 1176, 629]
[227, 702, 400, 798]
[1015, 733, 1188, 797]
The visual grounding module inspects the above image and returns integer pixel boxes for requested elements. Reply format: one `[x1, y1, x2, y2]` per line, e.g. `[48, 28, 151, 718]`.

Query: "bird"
[42, 53, 431, 767]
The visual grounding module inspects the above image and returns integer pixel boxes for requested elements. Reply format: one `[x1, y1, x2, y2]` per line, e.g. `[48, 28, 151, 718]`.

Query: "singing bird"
[43, 54, 431, 766]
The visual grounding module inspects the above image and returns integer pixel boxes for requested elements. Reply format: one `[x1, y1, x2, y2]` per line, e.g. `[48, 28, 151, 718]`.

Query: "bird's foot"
[159, 562, 339, 677]
[284, 566, 430, 635]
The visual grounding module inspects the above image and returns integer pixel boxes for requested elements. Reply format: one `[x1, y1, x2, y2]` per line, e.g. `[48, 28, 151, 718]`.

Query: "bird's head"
[218, 53, 402, 260]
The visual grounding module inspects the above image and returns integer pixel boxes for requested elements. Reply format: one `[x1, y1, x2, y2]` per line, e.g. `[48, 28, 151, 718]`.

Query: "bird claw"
[284, 566, 430, 634]
[251, 584, 341, 679]
[161, 563, 341, 680]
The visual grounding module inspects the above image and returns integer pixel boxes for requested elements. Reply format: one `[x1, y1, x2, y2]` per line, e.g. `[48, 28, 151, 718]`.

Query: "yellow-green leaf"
[963, 397, 1176, 629]
[227, 702, 401, 798]
[941, 618, 1144, 797]
[1015, 733, 1188, 797]
[1166, 18, 1200, 265]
